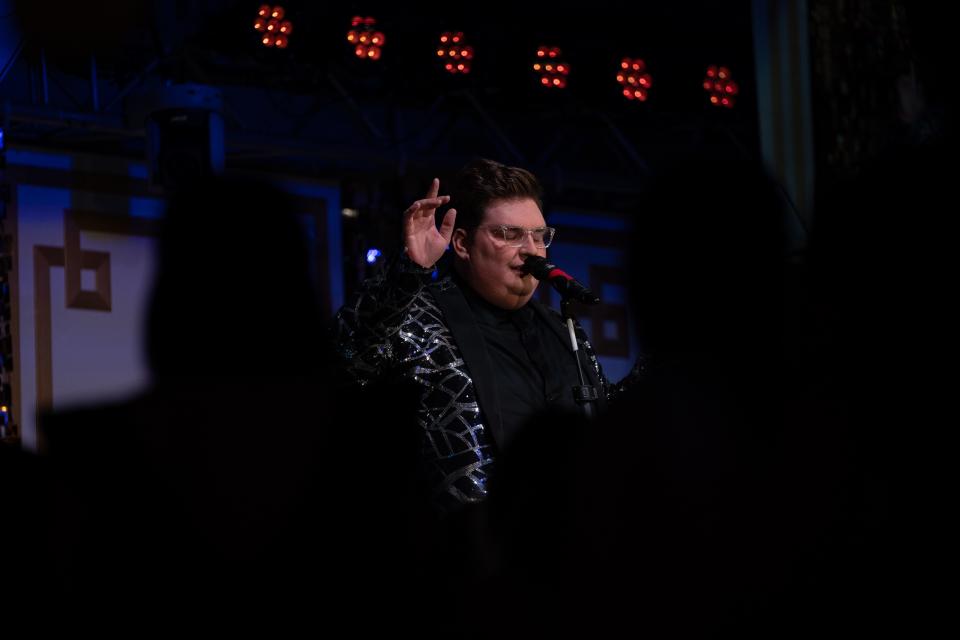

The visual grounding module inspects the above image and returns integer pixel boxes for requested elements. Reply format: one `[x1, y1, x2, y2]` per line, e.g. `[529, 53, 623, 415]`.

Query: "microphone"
[523, 256, 600, 305]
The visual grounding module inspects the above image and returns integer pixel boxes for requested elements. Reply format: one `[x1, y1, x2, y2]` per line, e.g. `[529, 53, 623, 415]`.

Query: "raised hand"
[402, 178, 457, 268]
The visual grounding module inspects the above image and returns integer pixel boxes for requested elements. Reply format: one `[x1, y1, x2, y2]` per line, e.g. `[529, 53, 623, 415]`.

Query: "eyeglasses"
[478, 224, 557, 248]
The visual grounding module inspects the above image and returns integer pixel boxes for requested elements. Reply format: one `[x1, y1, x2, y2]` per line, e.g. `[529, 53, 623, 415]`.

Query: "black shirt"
[457, 276, 583, 448]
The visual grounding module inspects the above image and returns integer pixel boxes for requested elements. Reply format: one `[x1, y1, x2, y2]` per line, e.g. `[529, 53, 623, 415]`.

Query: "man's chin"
[506, 286, 536, 308]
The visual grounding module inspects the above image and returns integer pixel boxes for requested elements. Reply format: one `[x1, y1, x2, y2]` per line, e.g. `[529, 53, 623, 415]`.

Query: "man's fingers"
[405, 196, 449, 222]
[425, 177, 440, 200]
[416, 195, 449, 210]
[439, 208, 457, 241]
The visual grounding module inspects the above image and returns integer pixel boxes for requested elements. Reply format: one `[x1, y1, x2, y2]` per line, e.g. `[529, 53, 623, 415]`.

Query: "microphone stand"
[560, 297, 600, 419]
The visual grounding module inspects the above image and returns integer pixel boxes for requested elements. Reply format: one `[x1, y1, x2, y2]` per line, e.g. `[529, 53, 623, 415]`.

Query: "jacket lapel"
[430, 281, 506, 449]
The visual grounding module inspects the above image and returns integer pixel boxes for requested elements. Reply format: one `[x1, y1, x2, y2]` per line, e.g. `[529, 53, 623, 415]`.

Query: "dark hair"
[450, 158, 543, 231]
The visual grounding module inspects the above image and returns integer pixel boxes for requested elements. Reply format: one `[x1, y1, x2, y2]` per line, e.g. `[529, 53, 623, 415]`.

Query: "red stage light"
[349, 18, 384, 61]
[616, 58, 653, 102]
[704, 65, 737, 107]
[534, 46, 568, 88]
[254, 6, 292, 48]
[439, 32, 474, 74]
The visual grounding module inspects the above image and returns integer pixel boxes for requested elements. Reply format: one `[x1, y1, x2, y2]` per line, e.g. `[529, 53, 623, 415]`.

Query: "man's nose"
[519, 231, 539, 255]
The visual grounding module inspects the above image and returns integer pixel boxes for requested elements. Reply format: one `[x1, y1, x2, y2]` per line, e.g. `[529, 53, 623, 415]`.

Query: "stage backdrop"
[541, 209, 639, 384]
[6, 146, 341, 451]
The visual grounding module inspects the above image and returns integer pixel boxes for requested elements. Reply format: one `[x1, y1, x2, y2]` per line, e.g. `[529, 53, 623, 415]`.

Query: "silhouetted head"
[628, 154, 787, 359]
[146, 175, 327, 381]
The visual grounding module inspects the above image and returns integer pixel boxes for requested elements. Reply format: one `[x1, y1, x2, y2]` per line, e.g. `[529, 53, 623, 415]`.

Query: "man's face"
[452, 197, 547, 310]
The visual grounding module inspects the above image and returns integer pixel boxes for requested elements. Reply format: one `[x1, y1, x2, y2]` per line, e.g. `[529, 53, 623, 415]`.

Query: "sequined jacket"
[334, 254, 633, 510]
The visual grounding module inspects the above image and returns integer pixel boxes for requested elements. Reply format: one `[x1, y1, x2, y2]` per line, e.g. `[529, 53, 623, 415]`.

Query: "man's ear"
[451, 228, 470, 260]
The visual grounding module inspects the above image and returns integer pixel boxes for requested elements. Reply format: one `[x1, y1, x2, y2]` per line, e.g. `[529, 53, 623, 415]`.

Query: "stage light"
[348, 17, 384, 61]
[616, 58, 652, 102]
[439, 32, 472, 74]
[704, 65, 738, 107]
[534, 46, 569, 89]
[366, 248, 382, 264]
[254, 5, 293, 48]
